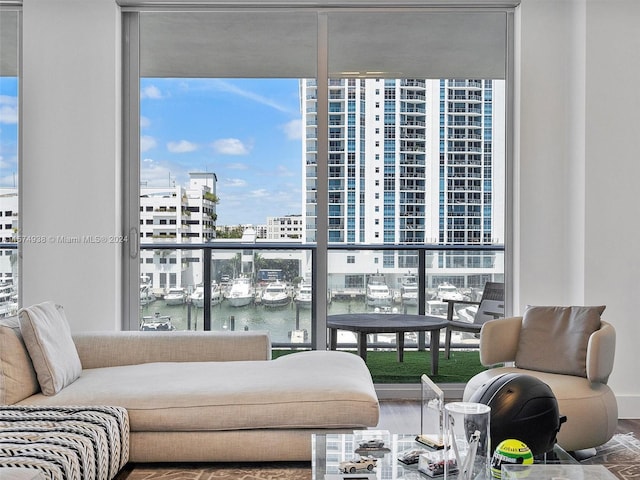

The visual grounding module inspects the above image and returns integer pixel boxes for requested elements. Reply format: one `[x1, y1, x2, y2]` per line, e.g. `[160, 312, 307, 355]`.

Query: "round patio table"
[327, 313, 448, 376]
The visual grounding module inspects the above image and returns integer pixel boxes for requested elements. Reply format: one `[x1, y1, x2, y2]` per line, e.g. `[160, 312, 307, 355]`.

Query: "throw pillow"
[0, 316, 40, 404]
[515, 305, 605, 377]
[19, 302, 82, 395]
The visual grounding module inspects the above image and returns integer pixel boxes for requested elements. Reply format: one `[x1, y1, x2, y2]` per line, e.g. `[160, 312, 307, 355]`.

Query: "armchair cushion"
[515, 305, 605, 377]
[19, 302, 82, 395]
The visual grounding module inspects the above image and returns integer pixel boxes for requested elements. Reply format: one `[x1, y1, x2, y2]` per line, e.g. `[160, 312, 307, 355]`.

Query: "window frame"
[121, 4, 516, 340]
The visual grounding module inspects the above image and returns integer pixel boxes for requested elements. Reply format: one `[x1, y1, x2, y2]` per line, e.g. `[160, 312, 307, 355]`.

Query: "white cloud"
[213, 138, 251, 155]
[276, 165, 295, 177]
[167, 140, 197, 153]
[224, 178, 248, 188]
[140, 135, 157, 152]
[140, 116, 150, 128]
[226, 162, 249, 171]
[211, 80, 291, 113]
[281, 119, 302, 140]
[140, 158, 186, 188]
[141, 85, 163, 99]
[249, 189, 270, 198]
[0, 95, 18, 124]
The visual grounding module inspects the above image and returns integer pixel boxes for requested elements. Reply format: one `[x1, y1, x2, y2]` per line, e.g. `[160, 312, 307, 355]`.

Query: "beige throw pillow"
[0, 316, 40, 404]
[515, 305, 605, 377]
[19, 302, 82, 395]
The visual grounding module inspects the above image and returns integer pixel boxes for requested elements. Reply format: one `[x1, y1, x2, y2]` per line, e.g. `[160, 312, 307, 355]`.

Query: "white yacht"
[189, 285, 205, 307]
[294, 283, 312, 308]
[261, 281, 291, 307]
[0, 283, 17, 318]
[165, 287, 187, 305]
[211, 282, 223, 306]
[190, 283, 223, 308]
[139, 275, 156, 306]
[399, 274, 418, 306]
[140, 312, 175, 331]
[226, 276, 254, 307]
[366, 274, 393, 307]
[436, 282, 465, 302]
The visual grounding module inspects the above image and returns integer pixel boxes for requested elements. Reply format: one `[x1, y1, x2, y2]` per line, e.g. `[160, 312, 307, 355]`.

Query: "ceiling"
[1, 6, 511, 79]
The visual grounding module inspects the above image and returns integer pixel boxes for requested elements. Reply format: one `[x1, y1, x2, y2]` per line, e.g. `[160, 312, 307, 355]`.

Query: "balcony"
[138, 244, 502, 344]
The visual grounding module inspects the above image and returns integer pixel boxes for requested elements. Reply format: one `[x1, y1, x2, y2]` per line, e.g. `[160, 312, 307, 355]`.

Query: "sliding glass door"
[122, 4, 515, 357]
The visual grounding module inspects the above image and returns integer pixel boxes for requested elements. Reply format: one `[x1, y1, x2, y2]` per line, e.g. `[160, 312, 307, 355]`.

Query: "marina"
[138, 280, 481, 346]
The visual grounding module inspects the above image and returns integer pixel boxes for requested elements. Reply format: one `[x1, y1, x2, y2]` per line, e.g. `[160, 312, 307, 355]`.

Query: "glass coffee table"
[312, 432, 579, 480]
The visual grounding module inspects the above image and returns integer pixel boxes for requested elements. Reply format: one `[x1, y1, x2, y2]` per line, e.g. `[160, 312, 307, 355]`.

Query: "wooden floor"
[377, 400, 640, 436]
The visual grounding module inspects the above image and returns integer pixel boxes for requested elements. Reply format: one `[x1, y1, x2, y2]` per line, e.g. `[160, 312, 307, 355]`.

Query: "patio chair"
[443, 281, 504, 359]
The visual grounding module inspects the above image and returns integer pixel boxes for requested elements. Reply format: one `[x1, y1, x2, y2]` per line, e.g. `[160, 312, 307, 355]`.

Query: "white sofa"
[0, 303, 380, 463]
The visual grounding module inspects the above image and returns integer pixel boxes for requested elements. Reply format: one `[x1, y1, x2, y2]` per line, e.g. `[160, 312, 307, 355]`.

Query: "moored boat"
[261, 280, 291, 307]
[140, 312, 175, 331]
[165, 287, 187, 305]
[436, 282, 465, 302]
[294, 283, 312, 308]
[191, 283, 223, 307]
[400, 274, 418, 306]
[366, 273, 393, 307]
[226, 276, 255, 307]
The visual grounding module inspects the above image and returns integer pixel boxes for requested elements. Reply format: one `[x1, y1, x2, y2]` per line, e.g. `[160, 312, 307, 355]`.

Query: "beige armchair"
[462, 307, 617, 453]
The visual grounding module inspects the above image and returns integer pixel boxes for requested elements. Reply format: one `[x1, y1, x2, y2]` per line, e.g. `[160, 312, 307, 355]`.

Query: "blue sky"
[140, 78, 303, 226]
[0, 77, 18, 188]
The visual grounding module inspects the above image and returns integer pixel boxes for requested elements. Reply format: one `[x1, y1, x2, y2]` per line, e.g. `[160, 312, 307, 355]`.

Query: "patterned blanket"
[0, 405, 129, 480]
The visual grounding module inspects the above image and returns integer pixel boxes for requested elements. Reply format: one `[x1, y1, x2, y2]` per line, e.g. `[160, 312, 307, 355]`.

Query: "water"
[140, 296, 420, 344]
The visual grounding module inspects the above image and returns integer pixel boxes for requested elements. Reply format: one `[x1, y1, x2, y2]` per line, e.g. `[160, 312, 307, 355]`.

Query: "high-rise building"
[301, 78, 504, 285]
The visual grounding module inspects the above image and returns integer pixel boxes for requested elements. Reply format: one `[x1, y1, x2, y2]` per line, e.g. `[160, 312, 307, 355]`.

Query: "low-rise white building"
[266, 215, 303, 240]
[139, 173, 217, 295]
[0, 189, 18, 299]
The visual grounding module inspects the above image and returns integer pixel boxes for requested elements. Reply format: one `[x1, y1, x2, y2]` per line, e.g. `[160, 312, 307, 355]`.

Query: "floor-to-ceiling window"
[122, 4, 515, 383]
[0, 6, 20, 317]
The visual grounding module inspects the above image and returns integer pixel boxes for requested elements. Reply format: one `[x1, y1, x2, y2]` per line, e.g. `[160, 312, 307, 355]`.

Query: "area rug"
[115, 461, 311, 480]
[116, 434, 640, 480]
[582, 433, 640, 480]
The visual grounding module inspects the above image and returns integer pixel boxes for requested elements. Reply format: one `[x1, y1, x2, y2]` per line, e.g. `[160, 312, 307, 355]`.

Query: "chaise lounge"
[0, 302, 380, 464]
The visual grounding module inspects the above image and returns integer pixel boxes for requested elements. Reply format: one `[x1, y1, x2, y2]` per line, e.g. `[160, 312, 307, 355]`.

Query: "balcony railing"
[137, 242, 504, 353]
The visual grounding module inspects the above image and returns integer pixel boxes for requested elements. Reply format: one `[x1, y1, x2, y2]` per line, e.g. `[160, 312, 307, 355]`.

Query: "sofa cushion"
[0, 316, 40, 405]
[17, 350, 380, 432]
[515, 305, 605, 377]
[19, 302, 82, 396]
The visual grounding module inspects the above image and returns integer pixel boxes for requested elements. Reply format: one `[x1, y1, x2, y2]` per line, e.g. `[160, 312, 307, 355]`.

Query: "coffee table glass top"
[312, 431, 578, 480]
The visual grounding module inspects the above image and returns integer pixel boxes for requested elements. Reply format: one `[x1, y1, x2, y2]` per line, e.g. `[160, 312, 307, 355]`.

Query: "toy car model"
[397, 448, 427, 465]
[418, 456, 458, 477]
[339, 455, 377, 473]
[358, 439, 385, 449]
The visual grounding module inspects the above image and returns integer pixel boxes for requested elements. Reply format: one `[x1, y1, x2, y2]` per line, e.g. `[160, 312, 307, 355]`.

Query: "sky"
[140, 78, 304, 226]
[0, 77, 19, 188]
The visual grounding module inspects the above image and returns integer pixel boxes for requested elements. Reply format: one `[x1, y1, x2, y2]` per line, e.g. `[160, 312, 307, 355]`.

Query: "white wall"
[584, 0, 640, 418]
[21, 0, 122, 330]
[17, 0, 640, 416]
[515, 0, 640, 417]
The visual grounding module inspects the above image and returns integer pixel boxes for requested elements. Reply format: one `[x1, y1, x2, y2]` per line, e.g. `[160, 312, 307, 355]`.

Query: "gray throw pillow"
[515, 305, 605, 377]
[19, 301, 82, 395]
[0, 316, 40, 403]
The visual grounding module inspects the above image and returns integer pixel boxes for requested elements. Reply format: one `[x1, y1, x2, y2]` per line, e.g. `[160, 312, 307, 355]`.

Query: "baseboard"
[616, 394, 640, 419]
[375, 388, 640, 419]
[375, 383, 465, 402]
